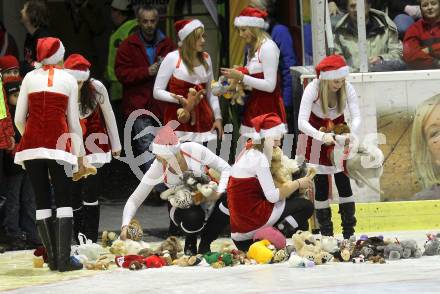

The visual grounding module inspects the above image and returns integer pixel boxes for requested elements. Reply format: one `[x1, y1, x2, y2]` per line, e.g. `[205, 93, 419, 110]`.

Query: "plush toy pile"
[160, 171, 218, 209]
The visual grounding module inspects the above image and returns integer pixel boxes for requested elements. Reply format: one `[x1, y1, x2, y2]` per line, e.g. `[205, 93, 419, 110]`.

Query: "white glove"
[404, 5, 422, 19]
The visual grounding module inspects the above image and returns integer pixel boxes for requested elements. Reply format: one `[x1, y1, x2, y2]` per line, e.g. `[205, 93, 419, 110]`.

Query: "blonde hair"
[245, 27, 271, 62]
[411, 94, 440, 189]
[318, 79, 347, 116]
[180, 27, 208, 74]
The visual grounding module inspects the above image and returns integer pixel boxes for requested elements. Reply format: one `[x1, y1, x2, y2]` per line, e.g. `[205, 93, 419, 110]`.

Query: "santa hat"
[234, 7, 268, 29]
[251, 113, 287, 138]
[315, 55, 349, 80]
[151, 123, 181, 155]
[36, 37, 65, 65]
[64, 54, 91, 81]
[174, 19, 204, 46]
[0, 55, 19, 73]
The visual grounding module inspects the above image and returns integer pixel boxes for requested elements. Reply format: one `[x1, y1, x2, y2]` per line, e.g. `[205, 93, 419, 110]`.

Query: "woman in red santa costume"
[14, 37, 85, 271]
[64, 53, 121, 243]
[153, 19, 223, 142]
[120, 123, 230, 255]
[221, 7, 287, 139]
[227, 113, 314, 251]
[297, 54, 361, 240]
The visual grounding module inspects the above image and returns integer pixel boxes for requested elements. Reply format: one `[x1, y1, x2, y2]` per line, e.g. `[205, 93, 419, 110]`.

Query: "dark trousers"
[3, 172, 39, 242]
[314, 172, 353, 201]
[24, 159, 72, 210]
[131, 115, 159, 174]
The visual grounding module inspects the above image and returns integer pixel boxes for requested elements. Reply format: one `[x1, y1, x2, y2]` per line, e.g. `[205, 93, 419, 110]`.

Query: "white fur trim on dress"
[175, 130, 217, 143]
[234, 16, 266, 28]
[151, 142, 180, 155]
[14, 147, 78, 169]
[260, 124, 288, 138]
[178, 19, 204, 42]
[231, 200, 285, 241]
[85, 152, 111, 166]
[64, 69, 90, 82]
[319, 66, 350, 80]
[40, 42, 65, 65]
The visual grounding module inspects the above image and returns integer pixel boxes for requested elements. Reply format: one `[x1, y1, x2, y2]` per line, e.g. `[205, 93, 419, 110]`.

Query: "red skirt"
[80, 106, 111, 165]
[164, 76, 215, 142]
[241, 72, 286, 133]
[227, 176, 274, 234]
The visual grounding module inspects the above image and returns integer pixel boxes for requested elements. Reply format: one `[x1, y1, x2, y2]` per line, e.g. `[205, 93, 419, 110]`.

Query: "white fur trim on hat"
[178, 19, 204, 42]
[319, 65, 350, 80]
[151, 142, 180, 155]
[260, 123, 288, 138]
[234, 16, 266, 28]
[40, 42, 65, 65]
[64, 69, 90, 81]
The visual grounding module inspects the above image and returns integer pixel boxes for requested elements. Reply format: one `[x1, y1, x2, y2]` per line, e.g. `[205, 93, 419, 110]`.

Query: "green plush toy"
[203, 252, 233, 267]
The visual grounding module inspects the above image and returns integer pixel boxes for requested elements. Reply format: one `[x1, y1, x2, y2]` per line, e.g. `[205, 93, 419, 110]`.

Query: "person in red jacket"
[403, 0, 440, 69]
[115, 5, 175, 174]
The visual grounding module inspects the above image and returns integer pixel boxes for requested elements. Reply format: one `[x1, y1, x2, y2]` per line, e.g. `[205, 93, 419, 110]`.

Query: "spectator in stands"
[329, 0, 387, 29]
[0, 55, 20, 79]
[411, 94, 440, 200]
[403, 0, 440, 69]
[3, 76, 40, 250]
[20, 0, 52, 75]
[0, 22, 19, 59]
[115, 5, 175, 173]
[249, 0, 298, 140]
[334, 0, 405, 72]
[389, 1, 422, 39]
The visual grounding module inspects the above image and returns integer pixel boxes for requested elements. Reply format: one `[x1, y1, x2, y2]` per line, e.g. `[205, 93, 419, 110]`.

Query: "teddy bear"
[173, 254, 204, 267]
[379, 242, 404, 260]
[160, 185, 193, 209]
[291, 230, 333, 265]
[211, 66, 248, 106]
[109, 239, 149, 256]
[176, 87, 205, 126]
[423, 233, 440, 256]
[192, 181, 218, 205]
[101, 230, 118, 247]
[400, 240, 422, 258]
[85, 255, 112, 270]
[351, 236, 386, 260]
[72, 158, 97, 182]
[155, 236, 183, 260]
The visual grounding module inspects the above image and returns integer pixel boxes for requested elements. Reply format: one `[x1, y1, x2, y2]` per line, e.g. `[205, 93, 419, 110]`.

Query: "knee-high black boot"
[184, 234, 198, 256]
[56, 217, 83, 272]
[36, 217, 57, 270]
[339, 202, 356, 239]
[316, 208, 334, 236]
[83, 205, 100, 243]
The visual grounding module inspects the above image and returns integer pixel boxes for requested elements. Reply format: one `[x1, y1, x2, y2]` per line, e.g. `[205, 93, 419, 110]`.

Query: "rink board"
[330, 200, 440, 233]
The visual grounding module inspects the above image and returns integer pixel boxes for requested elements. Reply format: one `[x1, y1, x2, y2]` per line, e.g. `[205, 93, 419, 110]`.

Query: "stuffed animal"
[193, 181, 218, 205]
[172, 255, 203, 267]
[211, 67, 247, 106]
[288, 254, 315, 268]
[400, 240, 422, 258]
[109, 239, 149, 256]
[352, 236, 385, 259]
[72, 158, 97, 181]
[270, 147, 300, 186]
[319, 122, 350, 136]
[291, 230, 333, 265]
[272, 248, 289, 263]
[204, 252, 234, 268]
[126, 219, 143, 241]
[85, 255, 112, 270]
[176, 88, 205, 126]
[423, 233, 440, 256]
[101, 231, 118, 247]
[247, 240, 274, 264]
[155, 236, 183, 260]
[160, 185, 193, 209]
[380, 242, 404, 260]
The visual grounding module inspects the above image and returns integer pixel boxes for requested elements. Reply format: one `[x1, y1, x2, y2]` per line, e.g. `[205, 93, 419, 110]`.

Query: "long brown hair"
[180, 27, 209, 74]
[79, 78, 103, 116]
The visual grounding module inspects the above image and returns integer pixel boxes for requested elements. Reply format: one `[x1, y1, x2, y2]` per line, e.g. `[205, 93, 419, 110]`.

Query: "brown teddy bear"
[176, 88, 205, 126]
[155, 236, 183, 260]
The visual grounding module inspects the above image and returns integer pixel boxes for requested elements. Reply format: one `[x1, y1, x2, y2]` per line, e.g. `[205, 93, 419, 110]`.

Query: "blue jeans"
[131, 115, 158, 173]
[394, 14, 415, 39]
[3, 172, 39, 243]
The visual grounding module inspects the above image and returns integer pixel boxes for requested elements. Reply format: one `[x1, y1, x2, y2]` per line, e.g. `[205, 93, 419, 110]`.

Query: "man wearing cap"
[115, 4, 175, 173]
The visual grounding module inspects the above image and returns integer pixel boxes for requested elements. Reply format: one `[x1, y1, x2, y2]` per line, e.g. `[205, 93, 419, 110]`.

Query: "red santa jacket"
[403, 19, 440, 69]
[115, 30, 175, 120]
[0, 86, 14, 150]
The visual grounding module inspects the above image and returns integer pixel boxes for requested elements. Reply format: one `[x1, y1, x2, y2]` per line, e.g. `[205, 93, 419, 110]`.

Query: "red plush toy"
[34, 246, 48, 263]
[145, 255, 166, 268]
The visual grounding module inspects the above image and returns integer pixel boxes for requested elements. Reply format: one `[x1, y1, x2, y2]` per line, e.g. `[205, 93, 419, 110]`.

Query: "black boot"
[339, 202, 356, 240]
[73, 207, 83, 244]
[36, 218, 57, 270]
[83, 205, 100, 243]
[56, 217, 83, 272]
[276, 219, 298, 238]
[184, 234, 198, 256]
[316, 208, 334, 236]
